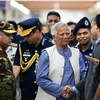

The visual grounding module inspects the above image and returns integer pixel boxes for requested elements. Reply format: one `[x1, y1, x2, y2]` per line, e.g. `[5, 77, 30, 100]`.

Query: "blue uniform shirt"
[36, 48, 86, 100]
[43, 32, 54, 43]
[44, 32, 53, 40]
[77, 43, 94, 71]
[14, 37, 53, 100]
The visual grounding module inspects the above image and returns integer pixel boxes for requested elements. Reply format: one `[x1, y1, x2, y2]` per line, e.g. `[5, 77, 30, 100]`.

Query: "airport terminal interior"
[0, 0, 100, 24]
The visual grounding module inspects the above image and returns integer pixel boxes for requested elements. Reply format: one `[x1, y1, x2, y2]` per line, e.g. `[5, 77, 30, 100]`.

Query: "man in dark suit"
[81, 56, 100, 100]
[64, 14, 100, 100]
[86, 56, 100, 100]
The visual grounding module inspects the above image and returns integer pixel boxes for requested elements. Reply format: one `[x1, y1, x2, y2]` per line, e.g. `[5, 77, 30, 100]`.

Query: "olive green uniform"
[0, 50, 16, 100]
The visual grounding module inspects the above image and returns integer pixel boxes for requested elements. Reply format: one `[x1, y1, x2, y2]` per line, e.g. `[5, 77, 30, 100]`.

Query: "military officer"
[6, 21, 22, 100]
[0, 21, 16, 100]
[73, 17, 94, 72]
[13, 18, 53, 100]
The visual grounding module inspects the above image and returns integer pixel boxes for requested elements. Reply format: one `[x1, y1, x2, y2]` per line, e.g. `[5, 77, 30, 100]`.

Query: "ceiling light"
[10, 0, 30, 15]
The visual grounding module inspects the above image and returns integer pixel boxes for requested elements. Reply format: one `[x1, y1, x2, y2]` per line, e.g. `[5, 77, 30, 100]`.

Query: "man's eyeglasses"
[48, 20, 59, 23]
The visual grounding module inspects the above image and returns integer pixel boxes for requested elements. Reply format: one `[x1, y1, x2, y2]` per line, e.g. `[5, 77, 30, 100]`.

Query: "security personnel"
[44, 11, 61, 44]
[73, 17, 94, 72]
[0, 21, 16, 100]
[13, 18, 53, 100]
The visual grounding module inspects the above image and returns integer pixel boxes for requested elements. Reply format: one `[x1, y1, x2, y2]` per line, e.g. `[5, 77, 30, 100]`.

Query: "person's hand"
[66, 85, 74, 98]
[85, 56, 100, 64]
[61, 85, 74, 99]
[61, 85, 69, 98]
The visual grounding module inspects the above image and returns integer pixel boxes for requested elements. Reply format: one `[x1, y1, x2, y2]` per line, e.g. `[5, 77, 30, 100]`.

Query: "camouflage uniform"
[0, 50, 16, 100]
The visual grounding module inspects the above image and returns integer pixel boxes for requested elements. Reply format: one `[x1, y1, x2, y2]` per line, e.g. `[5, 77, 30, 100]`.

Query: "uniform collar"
[78, 42, 94, 52]
[28, 37, 46, 47]
[40, 37, 46, 46]
[44, 32, 53, 39]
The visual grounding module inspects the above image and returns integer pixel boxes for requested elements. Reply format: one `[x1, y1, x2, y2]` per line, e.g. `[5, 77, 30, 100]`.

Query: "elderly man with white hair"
[35, 22, 86, 100]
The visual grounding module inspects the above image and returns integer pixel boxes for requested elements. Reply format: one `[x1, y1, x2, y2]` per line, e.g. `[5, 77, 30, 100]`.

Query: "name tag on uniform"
[23, 51, 31, 57]
[23, 51, 31, 62]
[23, 54, 31, 57]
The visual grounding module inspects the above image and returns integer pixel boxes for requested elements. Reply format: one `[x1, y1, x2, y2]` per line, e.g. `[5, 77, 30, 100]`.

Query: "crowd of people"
[0, 11, 100, 100]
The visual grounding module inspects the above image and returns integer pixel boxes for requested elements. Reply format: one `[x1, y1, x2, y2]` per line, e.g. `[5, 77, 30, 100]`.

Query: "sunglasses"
[48, 20, 59, 23]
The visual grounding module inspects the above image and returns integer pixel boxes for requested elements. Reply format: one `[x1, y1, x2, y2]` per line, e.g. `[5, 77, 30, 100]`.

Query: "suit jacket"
[75, 41, 100, 100]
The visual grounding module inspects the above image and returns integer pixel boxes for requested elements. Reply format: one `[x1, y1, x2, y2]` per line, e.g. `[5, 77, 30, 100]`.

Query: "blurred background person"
[44, 11, 61, 43]
[42, 25, 49, 34]
[8, 21, 24, 44]
[67, 21, 78, 47]
[6, 20, 18, 64]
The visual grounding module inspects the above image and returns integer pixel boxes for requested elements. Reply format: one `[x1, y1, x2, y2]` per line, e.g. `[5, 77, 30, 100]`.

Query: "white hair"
[51, 22, 71, 36]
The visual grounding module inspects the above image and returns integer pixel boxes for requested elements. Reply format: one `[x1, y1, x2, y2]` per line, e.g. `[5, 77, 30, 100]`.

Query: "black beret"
[73, 17, 91, 36]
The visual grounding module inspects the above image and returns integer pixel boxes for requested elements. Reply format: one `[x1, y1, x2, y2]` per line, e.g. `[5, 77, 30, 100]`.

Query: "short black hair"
[7, 20, 18, 30]
[94, 14, 100, 28]
[47, 11, 61, 20]
[67, 21, 76, 26]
